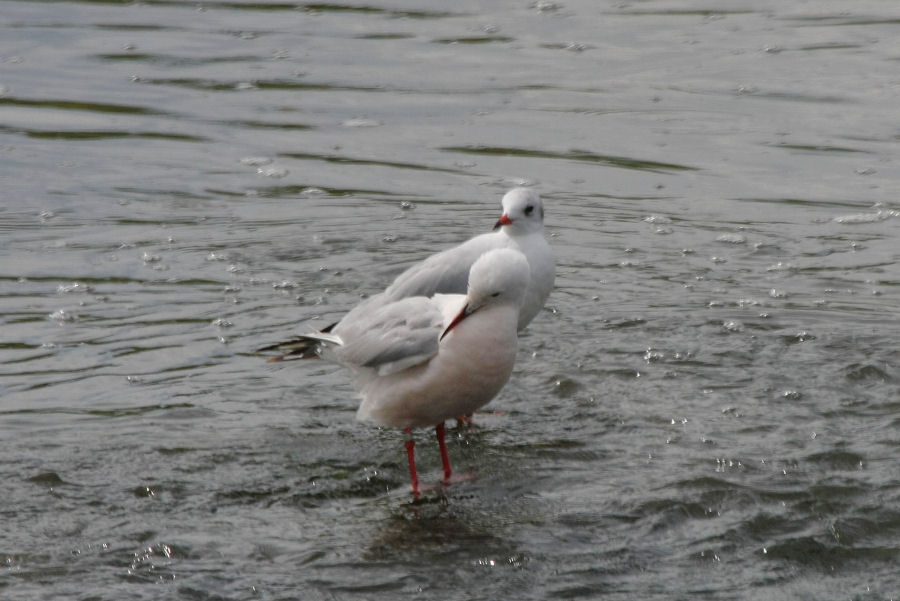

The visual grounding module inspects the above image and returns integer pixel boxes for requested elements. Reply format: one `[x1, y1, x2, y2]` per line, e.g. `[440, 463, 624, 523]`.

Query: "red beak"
[493, 214, 513, 230]
[440, 303, 470, 341]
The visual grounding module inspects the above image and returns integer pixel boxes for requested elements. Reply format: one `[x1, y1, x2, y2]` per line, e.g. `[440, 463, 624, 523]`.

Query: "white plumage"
[268, 248, 531, 495]
[368, 187, 555, 331]
[311, 248, 530, 429]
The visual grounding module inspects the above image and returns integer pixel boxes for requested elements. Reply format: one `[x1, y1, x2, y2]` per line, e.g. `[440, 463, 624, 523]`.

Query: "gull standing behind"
[381, 187, 555, 331]
[274, 248, 531, 495]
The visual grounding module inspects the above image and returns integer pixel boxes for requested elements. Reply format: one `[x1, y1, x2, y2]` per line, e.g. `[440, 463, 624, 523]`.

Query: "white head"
[441, 248, 530, 339]
[493, 188, 545, 235]
[468, 248, 530, 308]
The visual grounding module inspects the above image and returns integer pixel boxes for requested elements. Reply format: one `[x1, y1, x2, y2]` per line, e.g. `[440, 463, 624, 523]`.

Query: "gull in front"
[263, 248, 530, 495]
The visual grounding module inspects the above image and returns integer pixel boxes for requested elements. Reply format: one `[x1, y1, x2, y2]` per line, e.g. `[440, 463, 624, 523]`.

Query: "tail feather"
[257, 336, 319, 361]
[257, 324, 342, 362]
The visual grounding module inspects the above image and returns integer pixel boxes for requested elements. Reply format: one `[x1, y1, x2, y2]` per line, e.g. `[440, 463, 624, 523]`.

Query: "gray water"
[2, 1, 900, 599]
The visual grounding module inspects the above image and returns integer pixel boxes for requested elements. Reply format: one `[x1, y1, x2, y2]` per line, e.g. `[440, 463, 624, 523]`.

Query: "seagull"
[380, 187, 554, 331]
[266, 187, 555, 361]
[262, 248, 531, 495]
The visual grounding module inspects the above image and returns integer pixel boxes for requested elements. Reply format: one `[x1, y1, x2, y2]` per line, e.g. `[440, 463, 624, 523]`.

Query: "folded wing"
[335, 295, 463, 376]
[383, 233, 507, 300]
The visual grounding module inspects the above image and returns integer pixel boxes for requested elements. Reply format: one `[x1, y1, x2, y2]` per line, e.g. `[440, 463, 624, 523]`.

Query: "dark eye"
[491, 292, 501, 298]
[524, 205, 534, 216]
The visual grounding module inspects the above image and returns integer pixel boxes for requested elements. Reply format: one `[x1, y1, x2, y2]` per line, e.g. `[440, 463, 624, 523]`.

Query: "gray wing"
[383, 232, 508, 301]
[334, 296, 444, 374]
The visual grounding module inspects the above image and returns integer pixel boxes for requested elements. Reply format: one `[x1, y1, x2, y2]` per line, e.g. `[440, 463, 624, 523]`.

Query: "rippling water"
[2, 1, 899, 599]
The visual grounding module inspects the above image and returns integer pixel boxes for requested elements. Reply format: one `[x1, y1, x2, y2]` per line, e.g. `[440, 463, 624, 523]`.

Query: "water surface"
[2, 1, 899, 599]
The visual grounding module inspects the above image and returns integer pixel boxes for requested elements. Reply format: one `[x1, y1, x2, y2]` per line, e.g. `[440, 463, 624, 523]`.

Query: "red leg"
[404, 427, 419, 496]
[435, 422, 452, 483]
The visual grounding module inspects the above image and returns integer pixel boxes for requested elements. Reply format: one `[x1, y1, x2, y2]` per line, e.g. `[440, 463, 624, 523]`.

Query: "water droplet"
[644, 349, 664, 363]
[533, 0, 561, 12]
[142, 252, 161, 263]
[272, 280, 297, 289]
[241, 156, 272, 166]
[723, 320, 744, 332]
[211, 318, 233, 328]
[49, 309, 76, 322]
[716, 233, 746, 244]
[57, 282, 91, 294]
[769, 288, 787, 298]
[766, 262, 794, 271]
[257, 166, 288, 178]
[342, 117, 382, 128]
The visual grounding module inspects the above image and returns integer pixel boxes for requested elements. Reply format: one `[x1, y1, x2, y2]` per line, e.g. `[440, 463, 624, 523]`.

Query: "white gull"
[379, 187, 555, 331]
[264, 248, 531, 495]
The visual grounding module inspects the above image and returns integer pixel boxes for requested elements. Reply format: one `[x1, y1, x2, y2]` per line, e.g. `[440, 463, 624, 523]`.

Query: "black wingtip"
[256, 336, 320, 360]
